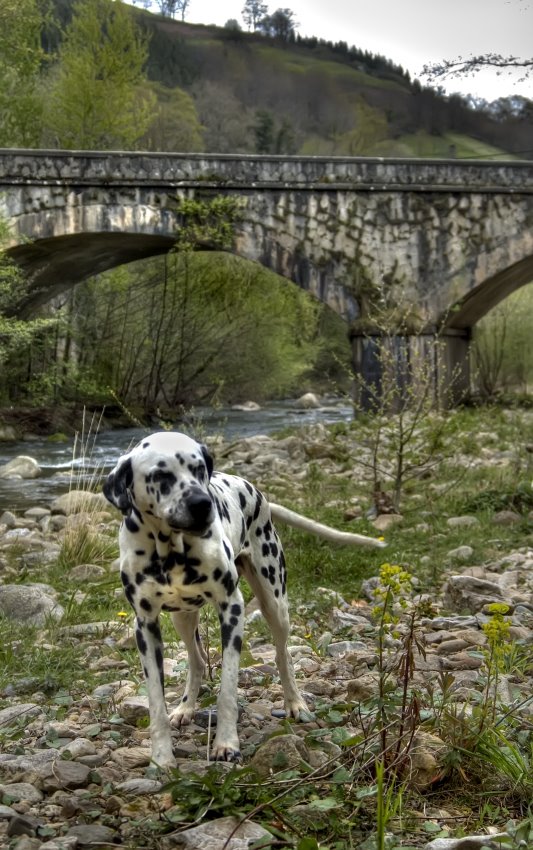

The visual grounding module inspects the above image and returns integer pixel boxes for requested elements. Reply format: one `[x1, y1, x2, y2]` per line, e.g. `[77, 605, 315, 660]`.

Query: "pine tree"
[44, 0, 154, 150]
[0, 0, 46, 146]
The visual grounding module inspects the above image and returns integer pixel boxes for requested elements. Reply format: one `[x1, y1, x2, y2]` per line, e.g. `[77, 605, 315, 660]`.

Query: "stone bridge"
[1, 149, 533, 402]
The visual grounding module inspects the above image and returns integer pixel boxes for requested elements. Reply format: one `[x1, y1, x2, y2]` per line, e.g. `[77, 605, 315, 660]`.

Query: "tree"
[241, 0, 268, 31]
[260, 7, 296, 41]
[0, 0, 47, 146]
[137, 0, 191, 19]
[0, 219, 57, 402]
[44, 0, 155, 150]
[139, 82, 204, 151]
[192, 81, 254, 152]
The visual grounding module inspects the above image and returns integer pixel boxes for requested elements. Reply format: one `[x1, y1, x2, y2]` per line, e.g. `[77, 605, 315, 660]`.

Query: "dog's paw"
[169, 704, 195, 727]
[211, 740, 242, 762]
[285, 697, 311, 721]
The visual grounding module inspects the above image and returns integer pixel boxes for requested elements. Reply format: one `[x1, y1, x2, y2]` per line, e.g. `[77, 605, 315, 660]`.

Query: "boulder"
[294, 392, 320, 409]
[50, 489, 108, 515]
[0, 584, 64, 625]
[0, 456, 41, 479]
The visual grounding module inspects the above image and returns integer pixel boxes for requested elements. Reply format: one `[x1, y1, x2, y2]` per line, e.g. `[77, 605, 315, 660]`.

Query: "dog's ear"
[201, 444, 214, 480]
[103, 455, 134, 514]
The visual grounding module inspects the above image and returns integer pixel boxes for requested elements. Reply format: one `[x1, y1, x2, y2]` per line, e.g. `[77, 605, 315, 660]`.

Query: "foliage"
[62, 252, 322, 412]
[0, 0, 48, 146]
[473, 285, 533, 398]
[43, 0, 154, 149]
[241, 0, 268, 31]
[0, 220, 57, 395]
[138, 81, 204, 151]
[134, 0, 191, 19]
[173, 195, 242, 252]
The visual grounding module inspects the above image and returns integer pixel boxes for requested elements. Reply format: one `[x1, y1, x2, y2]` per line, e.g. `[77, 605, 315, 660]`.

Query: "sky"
[174, 0, 533, 102]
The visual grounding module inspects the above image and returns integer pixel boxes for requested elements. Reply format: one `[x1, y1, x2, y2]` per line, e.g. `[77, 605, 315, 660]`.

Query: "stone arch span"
[5, 196, 358, 319]
[444, 251, 533, 330]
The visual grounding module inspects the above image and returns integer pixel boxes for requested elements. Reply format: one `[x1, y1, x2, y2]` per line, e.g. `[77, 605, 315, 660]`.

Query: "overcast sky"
[178, 0, 532, 102]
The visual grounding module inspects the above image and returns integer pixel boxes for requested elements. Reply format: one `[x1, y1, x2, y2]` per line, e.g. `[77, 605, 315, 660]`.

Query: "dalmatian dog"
[103, 431, 385, 768]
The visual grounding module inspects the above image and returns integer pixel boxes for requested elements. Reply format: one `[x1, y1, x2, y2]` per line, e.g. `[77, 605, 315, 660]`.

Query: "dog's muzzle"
[166, 491, 214, 533]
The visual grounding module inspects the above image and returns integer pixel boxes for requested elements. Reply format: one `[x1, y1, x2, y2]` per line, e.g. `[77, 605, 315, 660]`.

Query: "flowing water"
[0, 398, 353, 512]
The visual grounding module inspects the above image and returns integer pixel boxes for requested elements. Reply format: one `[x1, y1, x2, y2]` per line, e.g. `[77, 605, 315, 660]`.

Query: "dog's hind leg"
[238, 552, 308, 720]
[168, 610, 207, 727]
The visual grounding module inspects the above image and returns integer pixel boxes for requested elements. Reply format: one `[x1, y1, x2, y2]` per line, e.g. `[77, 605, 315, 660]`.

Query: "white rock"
[0, 455, 41, 479]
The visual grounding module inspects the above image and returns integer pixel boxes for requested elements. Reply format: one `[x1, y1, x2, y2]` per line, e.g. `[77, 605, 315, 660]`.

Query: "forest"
[0, 0, 532, 424]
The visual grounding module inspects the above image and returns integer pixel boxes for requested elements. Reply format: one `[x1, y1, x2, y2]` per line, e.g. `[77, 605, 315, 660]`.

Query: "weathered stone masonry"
[1, 149, 533, 401]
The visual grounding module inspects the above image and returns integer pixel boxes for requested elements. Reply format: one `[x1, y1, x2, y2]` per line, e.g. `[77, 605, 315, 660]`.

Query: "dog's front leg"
[169, 610, 207, 727]
[134, 615, 174, 769]
[212, 588, 245, 762]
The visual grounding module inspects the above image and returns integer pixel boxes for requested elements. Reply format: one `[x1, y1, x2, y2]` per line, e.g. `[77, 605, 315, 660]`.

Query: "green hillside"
[47, 1, 533, 159]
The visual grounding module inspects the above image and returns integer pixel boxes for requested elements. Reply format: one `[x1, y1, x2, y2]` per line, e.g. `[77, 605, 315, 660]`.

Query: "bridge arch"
[5, 197, 357, 319]
[2, 149, 533, 404]
[444, 250, 533, 330]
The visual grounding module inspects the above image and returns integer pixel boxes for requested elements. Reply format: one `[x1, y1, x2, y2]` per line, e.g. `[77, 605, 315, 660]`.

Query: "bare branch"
[422, 53, 533, 84]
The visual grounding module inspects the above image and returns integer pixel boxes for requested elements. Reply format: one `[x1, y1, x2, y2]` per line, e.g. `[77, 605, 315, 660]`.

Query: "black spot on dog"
[182, 595, 204, 607]
[262, 543, 269, 557]
[238, 492, 246, 510]
[270, 543, 278, 557]
[244, 481, 254, 495]
[158, 531, 170, 543]
[253, 492, 263, 521]
[136, 628, 147, 654]
[142, 441, 150, 448]
[135, 572, 146, 585]
[132, 506, 144, 524]
[221, 622, 233, 648]
[125, 516, 139, 533]
[135, 549, 146, 557]
[222, 571, 236, 596]
[147, 620, 162, 640]
[231, 603, 241, 616]
[140, 598, 152, 612]
[213, 567, 222, 581]
[223, 541, 232, 561]
[233, 634, 242, 653]
[155, 646, 164, 686]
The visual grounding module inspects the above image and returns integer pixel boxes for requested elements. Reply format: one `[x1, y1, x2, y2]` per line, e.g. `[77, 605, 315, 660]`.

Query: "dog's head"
[103, 431, 214, 533]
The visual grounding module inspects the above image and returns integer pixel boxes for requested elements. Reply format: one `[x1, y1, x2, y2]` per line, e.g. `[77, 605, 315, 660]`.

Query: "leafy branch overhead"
[173, 195, 243, 252]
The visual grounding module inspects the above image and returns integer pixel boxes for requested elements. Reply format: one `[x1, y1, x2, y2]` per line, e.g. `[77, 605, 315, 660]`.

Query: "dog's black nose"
[187, 493, 213, 525]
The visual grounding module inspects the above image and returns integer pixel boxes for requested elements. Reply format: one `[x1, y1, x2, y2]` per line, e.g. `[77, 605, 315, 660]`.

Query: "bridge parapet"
[1, 148, 533, 193]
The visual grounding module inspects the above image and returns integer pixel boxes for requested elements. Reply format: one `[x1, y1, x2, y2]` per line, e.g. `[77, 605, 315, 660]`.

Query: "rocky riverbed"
[0, 423, 532, 850]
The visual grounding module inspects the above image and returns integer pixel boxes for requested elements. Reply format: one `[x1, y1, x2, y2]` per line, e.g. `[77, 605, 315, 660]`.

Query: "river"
[0, 398, 353, 512]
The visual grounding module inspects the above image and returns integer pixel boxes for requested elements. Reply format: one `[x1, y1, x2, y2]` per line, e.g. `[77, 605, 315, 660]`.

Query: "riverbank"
[0, 410, 532, 848]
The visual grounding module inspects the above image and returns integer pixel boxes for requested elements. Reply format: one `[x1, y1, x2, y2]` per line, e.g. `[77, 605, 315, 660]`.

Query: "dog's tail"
[269, 503, 387, 549]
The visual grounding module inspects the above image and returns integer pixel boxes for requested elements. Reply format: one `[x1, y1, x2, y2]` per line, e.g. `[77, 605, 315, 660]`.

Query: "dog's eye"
[151, 470, 177, 495]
